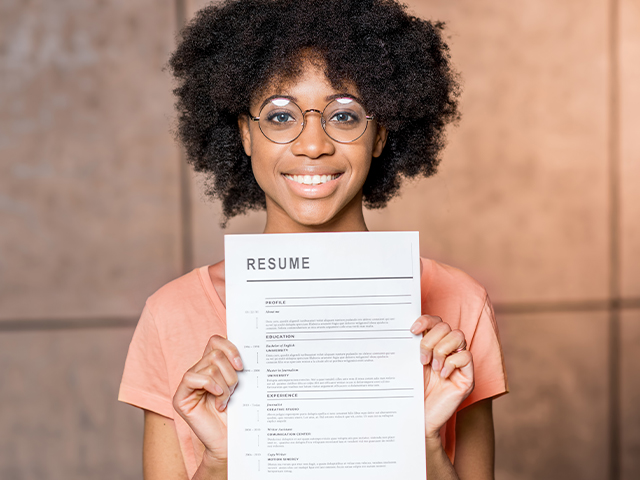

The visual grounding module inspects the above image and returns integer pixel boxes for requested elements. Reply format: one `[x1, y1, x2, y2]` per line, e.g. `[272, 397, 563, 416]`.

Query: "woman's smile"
[281, 171, 344, 199]
[283, 173, 342, 186]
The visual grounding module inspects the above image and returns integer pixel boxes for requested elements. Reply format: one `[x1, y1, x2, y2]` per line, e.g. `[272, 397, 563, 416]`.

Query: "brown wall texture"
[0, 0, 638, 479]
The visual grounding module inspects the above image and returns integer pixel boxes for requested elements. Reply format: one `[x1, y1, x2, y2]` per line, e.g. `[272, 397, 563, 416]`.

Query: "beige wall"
[0, 0, 638, 478]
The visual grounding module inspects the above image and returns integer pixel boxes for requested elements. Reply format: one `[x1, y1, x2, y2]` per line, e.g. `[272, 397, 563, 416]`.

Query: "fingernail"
[440, 366, 450, 378]
[234, 356, 244, 370]
[218, 400, 228, 412]
[432, 359, 440, 372]
[213, 384, 223, 395]
[420, 353, 427, 365]
[410, 321, 421, 334]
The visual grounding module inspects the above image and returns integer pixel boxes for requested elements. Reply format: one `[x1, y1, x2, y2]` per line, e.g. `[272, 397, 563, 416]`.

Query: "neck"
[262, 195, 369, 234]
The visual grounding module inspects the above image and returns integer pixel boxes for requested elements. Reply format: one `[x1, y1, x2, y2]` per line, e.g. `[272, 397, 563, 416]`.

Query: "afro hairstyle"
[169, 0, 460, 222]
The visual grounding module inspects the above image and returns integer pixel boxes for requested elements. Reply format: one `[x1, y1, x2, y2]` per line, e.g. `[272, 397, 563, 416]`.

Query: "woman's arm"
[412, 314, 495, 479]
[454, 398, 495, 479]
[425, 398, 494, 480]
[144, 410, 229, 480]
[143, 333, 243, 480]
[143, 410, 188, 479]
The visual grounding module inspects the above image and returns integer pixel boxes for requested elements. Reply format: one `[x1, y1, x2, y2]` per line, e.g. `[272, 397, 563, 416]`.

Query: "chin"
[291, 212, 336, 228]
[286, 203, 345, 227]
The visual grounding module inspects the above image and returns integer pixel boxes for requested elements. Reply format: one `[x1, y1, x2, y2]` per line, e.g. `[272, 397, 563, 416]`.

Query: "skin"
[143, 62, 495, 480]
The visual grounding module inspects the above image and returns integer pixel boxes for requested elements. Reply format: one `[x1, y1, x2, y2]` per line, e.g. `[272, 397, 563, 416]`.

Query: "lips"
[283, 173, 341, 186]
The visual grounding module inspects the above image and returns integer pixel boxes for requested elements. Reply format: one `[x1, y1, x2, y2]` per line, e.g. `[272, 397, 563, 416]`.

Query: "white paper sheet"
[225, 231, 426, 480]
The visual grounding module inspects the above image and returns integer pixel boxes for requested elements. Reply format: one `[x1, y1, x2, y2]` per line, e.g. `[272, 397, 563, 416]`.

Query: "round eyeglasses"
[249, 97, 374, 144]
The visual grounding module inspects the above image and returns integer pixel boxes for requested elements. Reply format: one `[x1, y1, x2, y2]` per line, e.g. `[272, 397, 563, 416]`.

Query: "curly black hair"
[170, 0, 460, 222]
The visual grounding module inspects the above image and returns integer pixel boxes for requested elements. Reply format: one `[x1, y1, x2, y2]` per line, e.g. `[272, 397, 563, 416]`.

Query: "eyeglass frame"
[248, 96, 375, 144]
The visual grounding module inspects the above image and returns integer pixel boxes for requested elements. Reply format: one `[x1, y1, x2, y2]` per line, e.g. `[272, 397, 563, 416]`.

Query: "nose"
[290, 110, 335, 158]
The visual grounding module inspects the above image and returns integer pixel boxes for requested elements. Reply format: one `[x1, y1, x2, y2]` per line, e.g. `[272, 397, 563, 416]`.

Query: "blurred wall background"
[1, 0, 638, 479]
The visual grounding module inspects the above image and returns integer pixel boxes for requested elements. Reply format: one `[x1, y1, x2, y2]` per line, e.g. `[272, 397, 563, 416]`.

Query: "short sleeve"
[459, 295, 508, 410]
[118, 303, 175, 419]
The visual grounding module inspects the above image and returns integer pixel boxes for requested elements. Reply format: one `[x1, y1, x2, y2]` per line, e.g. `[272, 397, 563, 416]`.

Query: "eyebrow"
[257, 93, 362, 112]
[258, 95, 296, 112]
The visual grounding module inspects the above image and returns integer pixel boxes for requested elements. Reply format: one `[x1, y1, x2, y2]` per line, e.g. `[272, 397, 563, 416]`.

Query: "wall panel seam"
[2, 299, 640, 331]
[0, 317, 138, 332]
[607, 0, 621, 478]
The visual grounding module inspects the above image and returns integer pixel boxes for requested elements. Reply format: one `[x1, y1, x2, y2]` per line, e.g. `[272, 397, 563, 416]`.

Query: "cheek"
[250, 158, 269, 193]
[356, 158, 372, 182]
[248, 145, 284, 191]
[349, 145, 374, 180]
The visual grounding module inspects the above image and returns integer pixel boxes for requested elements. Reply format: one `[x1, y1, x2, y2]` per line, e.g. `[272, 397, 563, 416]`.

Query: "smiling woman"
[118, 1, 507, 479]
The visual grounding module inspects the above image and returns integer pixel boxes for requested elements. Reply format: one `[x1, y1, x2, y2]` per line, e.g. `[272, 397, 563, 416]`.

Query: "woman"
[119, 0, 508, 479]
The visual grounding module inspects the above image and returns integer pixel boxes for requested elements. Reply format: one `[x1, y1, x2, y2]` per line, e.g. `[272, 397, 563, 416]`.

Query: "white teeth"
[285, 174, 340, 185]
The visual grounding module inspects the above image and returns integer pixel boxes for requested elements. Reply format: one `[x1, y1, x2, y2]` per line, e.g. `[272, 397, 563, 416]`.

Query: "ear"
[372, 123, 388, 158]
[238, 114, 252, 157]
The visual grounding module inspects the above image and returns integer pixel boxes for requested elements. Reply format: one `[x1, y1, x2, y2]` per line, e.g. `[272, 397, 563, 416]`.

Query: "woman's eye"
[328, 111, 359, 125]
[267, 112, 296, 124]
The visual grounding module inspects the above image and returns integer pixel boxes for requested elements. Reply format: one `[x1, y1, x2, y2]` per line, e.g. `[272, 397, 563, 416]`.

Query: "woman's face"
[239, 62, 387, 233]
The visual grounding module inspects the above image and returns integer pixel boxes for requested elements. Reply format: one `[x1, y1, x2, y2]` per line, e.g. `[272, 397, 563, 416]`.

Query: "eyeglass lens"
[257, 98, 369, 144]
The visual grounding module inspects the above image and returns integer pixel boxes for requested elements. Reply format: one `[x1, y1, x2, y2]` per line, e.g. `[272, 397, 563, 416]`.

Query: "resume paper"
[225, 232, 426, 480]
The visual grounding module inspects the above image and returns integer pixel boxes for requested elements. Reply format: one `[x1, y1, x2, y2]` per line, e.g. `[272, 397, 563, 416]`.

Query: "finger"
[200, 364, 233, 411]
[440, 350, 473, 379]
[410, 315, 443, 335]
[419, 322, 451, 366]
[432, 329, 466, 374]
[173, 371, 224, 416]
[199, 349, 240, 395]
[201, 335, 244, 371]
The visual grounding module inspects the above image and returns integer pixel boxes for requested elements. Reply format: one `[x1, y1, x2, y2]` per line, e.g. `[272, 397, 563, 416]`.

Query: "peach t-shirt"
[119, 259, 508, 476]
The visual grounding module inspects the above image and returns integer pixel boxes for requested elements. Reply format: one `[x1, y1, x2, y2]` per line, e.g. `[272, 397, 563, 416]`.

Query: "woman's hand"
[410, 315, 474, 439]
[172, 335, 244, 465]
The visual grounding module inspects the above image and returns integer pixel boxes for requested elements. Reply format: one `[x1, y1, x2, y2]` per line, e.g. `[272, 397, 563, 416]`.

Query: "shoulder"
[420, 258, 489, 329]
[144, 266, 226, 339]
[421, 257, 487, 302]
[146, 267, 210, 314]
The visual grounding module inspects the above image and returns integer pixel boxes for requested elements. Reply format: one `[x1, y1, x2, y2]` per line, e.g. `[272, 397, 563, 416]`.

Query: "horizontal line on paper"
[247, 276, 413, 283]
[265, 294, 411, 299]
[266, 336, 413, 341]
[265, 329, 408, 333]
[266, 388, 414, 393]
[267, 396, 415, 400]
[272, 302, 412, 307]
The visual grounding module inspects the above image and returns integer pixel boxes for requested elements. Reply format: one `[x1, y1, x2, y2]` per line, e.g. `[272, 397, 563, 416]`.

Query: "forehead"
[251, 58, 358, 107]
